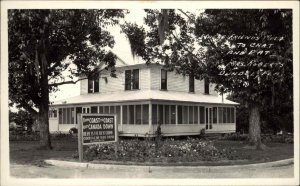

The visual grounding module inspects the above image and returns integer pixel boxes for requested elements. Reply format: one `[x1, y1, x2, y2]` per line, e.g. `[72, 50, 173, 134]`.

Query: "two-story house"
[49, 59, 238, 137]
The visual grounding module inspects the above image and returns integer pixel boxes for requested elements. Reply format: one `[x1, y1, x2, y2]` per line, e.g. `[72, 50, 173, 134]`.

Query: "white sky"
[50, 9, 146, 102]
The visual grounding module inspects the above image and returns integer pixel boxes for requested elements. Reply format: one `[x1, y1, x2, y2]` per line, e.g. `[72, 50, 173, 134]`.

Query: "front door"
[205, 107, 213, 130]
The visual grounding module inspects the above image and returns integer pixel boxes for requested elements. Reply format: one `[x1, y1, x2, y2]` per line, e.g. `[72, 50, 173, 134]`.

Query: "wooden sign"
[77, 114, 118, 162]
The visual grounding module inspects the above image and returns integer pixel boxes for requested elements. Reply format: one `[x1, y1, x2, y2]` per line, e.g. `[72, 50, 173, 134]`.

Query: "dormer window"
[204, 78, 209, 94]
[88, 77, 99, 93]
[161, 69, 167, 90]
[125, 69, 139, 90]
[189, 74, 195, 93]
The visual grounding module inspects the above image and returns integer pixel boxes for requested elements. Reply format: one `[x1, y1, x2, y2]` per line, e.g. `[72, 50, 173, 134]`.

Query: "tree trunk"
[248, 104, 266, 150]
[38, 70, 52, 149]
[38, 38, 52, 149]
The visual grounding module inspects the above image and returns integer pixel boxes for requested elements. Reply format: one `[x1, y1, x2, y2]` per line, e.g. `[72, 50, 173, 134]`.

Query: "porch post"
[217, 106, 219, 125]
[120, 105, 123, 131]
[175, 105, 178, 125]
[149, 101, 152, 135]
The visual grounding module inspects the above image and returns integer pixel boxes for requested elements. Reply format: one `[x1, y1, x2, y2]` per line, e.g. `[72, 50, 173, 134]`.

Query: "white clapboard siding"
[100, 70, 124, 93]
[194, 78, 218, 96]
[80, 79, 88, 95]
[150, 66, 161, 90]
[195, 79, 204, 94]
[168, 72, 189, 92]
[150, 66, 188, 92]
[80, 64, 219, 95]
[79, 65, 151, 94]
[140, 67, 151, 90]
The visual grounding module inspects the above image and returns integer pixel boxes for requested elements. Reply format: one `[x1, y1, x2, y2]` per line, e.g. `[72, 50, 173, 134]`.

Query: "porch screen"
[177, 106, 182, 124]
[218, 107, 235, 123]
[199, 106, 205, 124]
[122, 104, 149, 125]
[91, 106, 98, 113]
[152, 104, 158, 124]
[58, 107, 75, 124]
[142, 105, 149, 124]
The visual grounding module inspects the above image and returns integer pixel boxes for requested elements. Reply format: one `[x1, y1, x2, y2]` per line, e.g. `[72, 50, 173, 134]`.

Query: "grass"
[9, 137, 294, 166]
[9, 137, 78, 166]
[213, 140, 294, 165]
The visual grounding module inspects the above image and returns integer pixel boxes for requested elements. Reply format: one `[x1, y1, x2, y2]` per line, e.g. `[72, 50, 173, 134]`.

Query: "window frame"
[189, 75, 195, 93]
[88, 77, 99, 93]
[204, 78, 209, 94]
[161, 69, 168, 90]
[125, 69, 139, 90]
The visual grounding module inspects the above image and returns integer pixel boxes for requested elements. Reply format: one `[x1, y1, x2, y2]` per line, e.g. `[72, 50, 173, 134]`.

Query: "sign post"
[77, 114, 83, 162]
[77, 114, 118, 162]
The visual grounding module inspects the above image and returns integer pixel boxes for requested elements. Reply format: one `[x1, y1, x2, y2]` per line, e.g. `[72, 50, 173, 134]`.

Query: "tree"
[122, 9, 292, 150]
[195, 9, 292, 149]
[8, 9, 127, 149]
[9, 110, 34, 131]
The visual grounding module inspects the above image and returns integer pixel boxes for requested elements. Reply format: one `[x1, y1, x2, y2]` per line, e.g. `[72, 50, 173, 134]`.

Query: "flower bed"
[82, 138, 239, 162]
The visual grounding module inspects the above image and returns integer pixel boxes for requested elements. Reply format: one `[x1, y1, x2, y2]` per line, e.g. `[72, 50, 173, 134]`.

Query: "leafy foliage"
[122, 9, 293, 148]
[195, 9, 292, 105]
[83, 138, 237, 162]
[8, 9, 127, 148]
[9, 9, 126, 113]
[9, 110, 34, 129]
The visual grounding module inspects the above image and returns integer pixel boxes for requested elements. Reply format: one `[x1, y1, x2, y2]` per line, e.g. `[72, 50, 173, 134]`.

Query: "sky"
[50, 9, 146, 102]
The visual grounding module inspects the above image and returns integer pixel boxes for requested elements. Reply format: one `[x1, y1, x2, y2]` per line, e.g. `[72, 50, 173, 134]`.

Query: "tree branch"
[170, 32, 205, 67]
[18, 101, 38, 117]
[49, 77, 87, 87]
[178, 9, 194, 23]
[48, 61, 62, 74]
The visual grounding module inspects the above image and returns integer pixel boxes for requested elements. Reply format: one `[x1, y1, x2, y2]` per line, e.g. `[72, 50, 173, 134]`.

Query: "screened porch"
[49, 101, 236, 136]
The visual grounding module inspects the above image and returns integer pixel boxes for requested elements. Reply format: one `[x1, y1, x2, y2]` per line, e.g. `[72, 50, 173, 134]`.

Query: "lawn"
[9, 137, 294, 166]
[9, 137, 78, 166]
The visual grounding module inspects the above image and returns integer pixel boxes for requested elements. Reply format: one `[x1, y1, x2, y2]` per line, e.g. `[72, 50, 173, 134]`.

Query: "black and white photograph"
[1, 1, 299, 186]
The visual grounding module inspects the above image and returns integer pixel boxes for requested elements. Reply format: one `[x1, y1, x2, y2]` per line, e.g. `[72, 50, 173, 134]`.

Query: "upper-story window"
[88, 77, 99, 93]
[125, 69, 139, 90]
[189, 75, 195, 93]
[204, 78, 209, 94]
[161, 69, 167, 90]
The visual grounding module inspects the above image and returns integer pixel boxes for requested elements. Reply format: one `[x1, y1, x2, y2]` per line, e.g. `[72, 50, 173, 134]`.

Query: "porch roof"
[51, 90, 239, 106]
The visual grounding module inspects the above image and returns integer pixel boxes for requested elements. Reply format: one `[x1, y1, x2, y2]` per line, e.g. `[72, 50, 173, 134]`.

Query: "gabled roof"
[51, 90, 239, 106]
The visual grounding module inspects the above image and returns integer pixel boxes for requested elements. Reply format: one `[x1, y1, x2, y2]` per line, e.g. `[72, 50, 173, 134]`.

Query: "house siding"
[80, 65, 151, 94]
[100, 70, 124, 93]
[150, 66, 161, 90]
[195, 79, 204, 94]
[140, 67, 151, 90]
[150, 65, 189, 92]
[168, 72, 189, 92]
[80, 79, 88, 95]
[80, 64, 219, 96]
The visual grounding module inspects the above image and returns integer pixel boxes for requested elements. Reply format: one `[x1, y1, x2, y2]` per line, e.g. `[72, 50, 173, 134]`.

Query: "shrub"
[69, 127, 78, 134]
[199, 129, 206, 139]
[221, 133, 248, 141]
[51, 132, 72, 140]
[262, 134, 293, 144]
[83, 138, 234, 162]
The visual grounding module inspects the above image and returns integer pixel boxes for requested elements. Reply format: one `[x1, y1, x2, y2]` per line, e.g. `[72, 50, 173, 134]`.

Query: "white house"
[49, 60, 238, 137]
